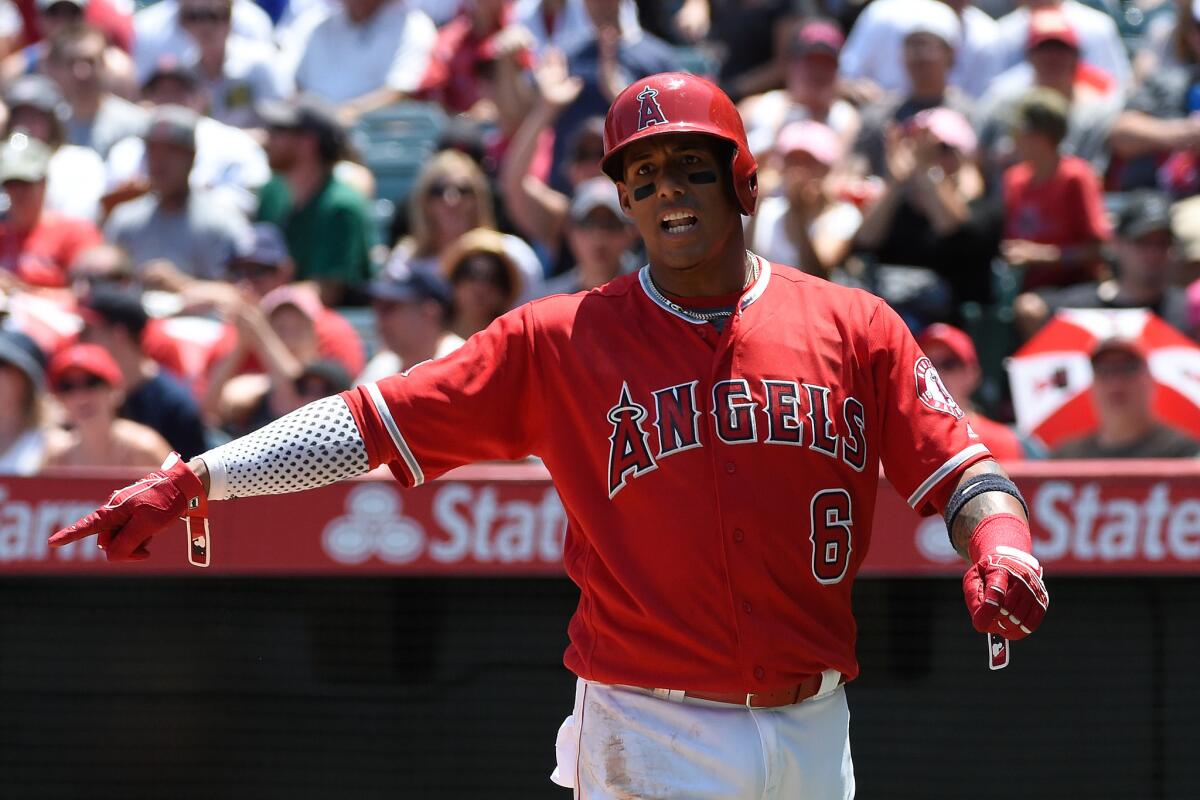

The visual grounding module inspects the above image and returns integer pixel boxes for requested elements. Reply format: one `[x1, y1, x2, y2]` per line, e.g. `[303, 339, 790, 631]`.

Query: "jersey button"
[753, 666, 766, 681]
[724, 461, 736, 474]
[733, 528, 745, 543]
[742, 600, 752, 614]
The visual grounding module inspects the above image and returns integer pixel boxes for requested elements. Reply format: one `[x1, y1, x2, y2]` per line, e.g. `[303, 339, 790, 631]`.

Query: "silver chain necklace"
[646, 253, 760, 323]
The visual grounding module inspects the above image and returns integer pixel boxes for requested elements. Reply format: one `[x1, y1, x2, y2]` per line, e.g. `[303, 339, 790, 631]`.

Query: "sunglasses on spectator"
[1092, 359, 1145, 379]
[55, 374, 108, 394]
[294, 378, 336, 396]
[229, 261, 279, 280]
[574, 215, 626, 232]
[180, 8, 231, 23]
[573, 147, 605, 164]
[452, 256, 507, 286]
[930, 356, 966, 372]
[427, 182, 475, 201]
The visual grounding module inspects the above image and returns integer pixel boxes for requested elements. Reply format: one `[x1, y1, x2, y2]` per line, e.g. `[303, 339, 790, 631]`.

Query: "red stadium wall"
[2, 461, 1198, 576]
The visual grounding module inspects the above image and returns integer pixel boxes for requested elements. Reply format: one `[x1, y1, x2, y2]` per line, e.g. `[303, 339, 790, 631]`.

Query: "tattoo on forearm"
[949, 461, 1028, 559]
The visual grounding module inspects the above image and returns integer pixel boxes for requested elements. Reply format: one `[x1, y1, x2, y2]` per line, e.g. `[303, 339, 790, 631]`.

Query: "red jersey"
[0, 212, 104, 288]
[1003, 155, 1110, 290]
[342, 258, 990, 691]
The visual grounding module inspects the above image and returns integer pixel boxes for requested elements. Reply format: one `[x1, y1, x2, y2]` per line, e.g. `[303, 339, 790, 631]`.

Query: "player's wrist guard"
[962, 513, 1048, 640]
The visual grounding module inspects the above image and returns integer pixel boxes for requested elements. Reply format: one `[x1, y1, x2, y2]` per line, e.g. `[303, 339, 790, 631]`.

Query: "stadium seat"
[352, 102, 448, 238]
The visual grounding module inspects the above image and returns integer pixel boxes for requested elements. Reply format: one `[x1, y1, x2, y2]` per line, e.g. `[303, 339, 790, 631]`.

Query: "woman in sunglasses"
[42, 343, 170, 469]
[440, 227, 524, 339]
[387, 149, 541, 296]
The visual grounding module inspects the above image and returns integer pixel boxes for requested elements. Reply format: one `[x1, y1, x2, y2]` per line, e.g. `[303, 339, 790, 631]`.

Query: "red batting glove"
[962, 513, 1049, 641]
[48, 453, 206, 562]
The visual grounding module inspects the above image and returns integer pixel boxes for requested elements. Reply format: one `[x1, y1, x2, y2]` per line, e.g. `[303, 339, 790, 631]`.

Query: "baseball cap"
[902, 0, 962, 50]
[81, 285, 150, 336]
[5, 74, 68, 118]
[1090, 336, 1148, 363]
[142, 104, 199, 150]
[232, 222, 290, 267]
[260, 284, 324, 321]
[569, 176, 624, 222]
[913, 107, 977, 155]
[1027, 7, 1079, 51]
[368, 267, 453, 312]
[47, 343, 124, 391]
[142, 54, 200, 93]
[0, 133, 51, 183]
[790, 19, 844, 60]
[918, 323, 979, 369]
[1116, 191, 1173, 240]
[0, 328, 47, 390]
[776, 120, 842, 166]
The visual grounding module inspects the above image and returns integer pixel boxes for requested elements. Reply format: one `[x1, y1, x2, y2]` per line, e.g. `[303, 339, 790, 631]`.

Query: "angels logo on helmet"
[636, 86, 668, 130]
[914, 356, 964, 419]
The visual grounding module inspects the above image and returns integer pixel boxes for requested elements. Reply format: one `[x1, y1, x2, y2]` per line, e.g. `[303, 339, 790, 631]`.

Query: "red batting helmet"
[601, 72, 758, 215]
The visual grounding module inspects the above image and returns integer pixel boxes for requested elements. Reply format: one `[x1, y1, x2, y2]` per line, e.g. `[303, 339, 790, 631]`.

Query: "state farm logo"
[0, 486, 106, 562]
[323, 484, 425, 564]
[321, 483, 567, 566]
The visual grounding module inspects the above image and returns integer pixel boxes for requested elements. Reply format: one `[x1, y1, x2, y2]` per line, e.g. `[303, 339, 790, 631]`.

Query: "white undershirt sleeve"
[199, 394, 370, 500]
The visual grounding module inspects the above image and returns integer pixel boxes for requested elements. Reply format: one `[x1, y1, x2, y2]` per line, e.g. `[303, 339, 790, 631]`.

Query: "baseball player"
[50, 73, 1048, 799]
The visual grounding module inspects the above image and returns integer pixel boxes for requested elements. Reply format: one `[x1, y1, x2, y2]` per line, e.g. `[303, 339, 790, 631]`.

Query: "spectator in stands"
[132, 0, 273, 84]
[293, 0, 437, 120]
[1001, 87, 1110, 291]
[550, 0, 678, 189]
[747, 121, 861, 280]
[391, 148, 541, 296]
[204, 284, 326, 436]
[78, 286, 208, 458]
[103, 55, 270, 216]
[840, 0, 1001, 101]
[1013, 191, 1194, 337]
[739, 19, 860, 163]
[105, 105, 250, 281]
[537, 176, 637, 296]
[0, 133, 103, 288]
[42, 342, 171, 468]
[0, 328, 50, 475]
[854, 107, 997, 325]
[67, 241, 134, 296]
[4, 74, 106, 222]
[177, 0, 290, 129]
[255, 94, 376, 306]
[0, 0, 135, 95]
[854, 5, 975, 179]
[515, 0, 639, 57]
[357, 266, 463, 384]
[184, 223, 366, 381]
[289, 357, 352, 413]
[672, 0, 791, 102]
[1052, 337, 1200, 458]
[974, 7, 1121, 182]
[1110, 2, 1200, 193]
[917, 322, 1038, 460]
[45, 23, 146, 157]
[417, 0, 534, 135]
[993, 0, 1131, 89]
[441, 227, 525, 339]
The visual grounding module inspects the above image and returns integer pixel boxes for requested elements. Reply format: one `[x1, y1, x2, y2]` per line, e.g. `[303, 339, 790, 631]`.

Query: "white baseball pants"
[551, 678, 855, 799]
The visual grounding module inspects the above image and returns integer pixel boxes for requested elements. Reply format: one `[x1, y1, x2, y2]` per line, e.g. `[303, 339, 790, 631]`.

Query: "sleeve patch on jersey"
[914, 356, 964, 419]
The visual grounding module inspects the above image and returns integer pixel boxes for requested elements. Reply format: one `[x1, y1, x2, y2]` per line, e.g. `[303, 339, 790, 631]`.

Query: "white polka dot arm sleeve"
[198, 395, 370, 500]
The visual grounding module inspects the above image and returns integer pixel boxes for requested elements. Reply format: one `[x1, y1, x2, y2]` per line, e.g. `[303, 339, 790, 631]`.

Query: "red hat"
[47, 343, 123, 391]
[918, 323, 979, 368]
[260, 284, 324, 321]
[1091, 336, 1148, 363]
[1027, 8, 1079, 51]
[791, 20, 844, 60]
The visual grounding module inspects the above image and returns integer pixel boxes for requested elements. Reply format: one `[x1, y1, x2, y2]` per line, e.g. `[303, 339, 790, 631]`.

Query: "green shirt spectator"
[256, 94, 376, 305]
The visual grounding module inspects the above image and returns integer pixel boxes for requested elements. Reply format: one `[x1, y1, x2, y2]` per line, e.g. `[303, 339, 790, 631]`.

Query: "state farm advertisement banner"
[1, 462, 1198, 576]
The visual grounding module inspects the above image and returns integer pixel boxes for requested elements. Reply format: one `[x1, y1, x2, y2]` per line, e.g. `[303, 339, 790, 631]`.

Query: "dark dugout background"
[1, 576, 1196, 799]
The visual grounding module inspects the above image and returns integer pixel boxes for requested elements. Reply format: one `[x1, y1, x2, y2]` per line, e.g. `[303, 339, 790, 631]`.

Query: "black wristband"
[943, 473, 1028, 538]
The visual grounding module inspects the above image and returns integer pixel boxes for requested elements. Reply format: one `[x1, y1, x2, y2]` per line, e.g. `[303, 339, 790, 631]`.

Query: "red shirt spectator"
[417, 2, 531, 115]
[0, 133, 102, 287]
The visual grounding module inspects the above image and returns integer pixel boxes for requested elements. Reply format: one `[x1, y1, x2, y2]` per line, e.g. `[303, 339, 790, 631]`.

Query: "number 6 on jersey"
[810, 489, 853, 584]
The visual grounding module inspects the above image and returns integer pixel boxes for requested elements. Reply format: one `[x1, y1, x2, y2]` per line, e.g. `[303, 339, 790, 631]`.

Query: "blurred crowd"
[1, 0, 1199, 476]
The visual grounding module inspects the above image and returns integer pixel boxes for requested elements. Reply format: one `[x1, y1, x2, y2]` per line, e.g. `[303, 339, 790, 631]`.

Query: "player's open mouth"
[660, 211, 698, 234]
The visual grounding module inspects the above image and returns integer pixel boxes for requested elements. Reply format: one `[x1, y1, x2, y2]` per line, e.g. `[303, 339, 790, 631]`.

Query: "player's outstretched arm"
[944, 460, 1049, 641]
[48, 395, 371, 561]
